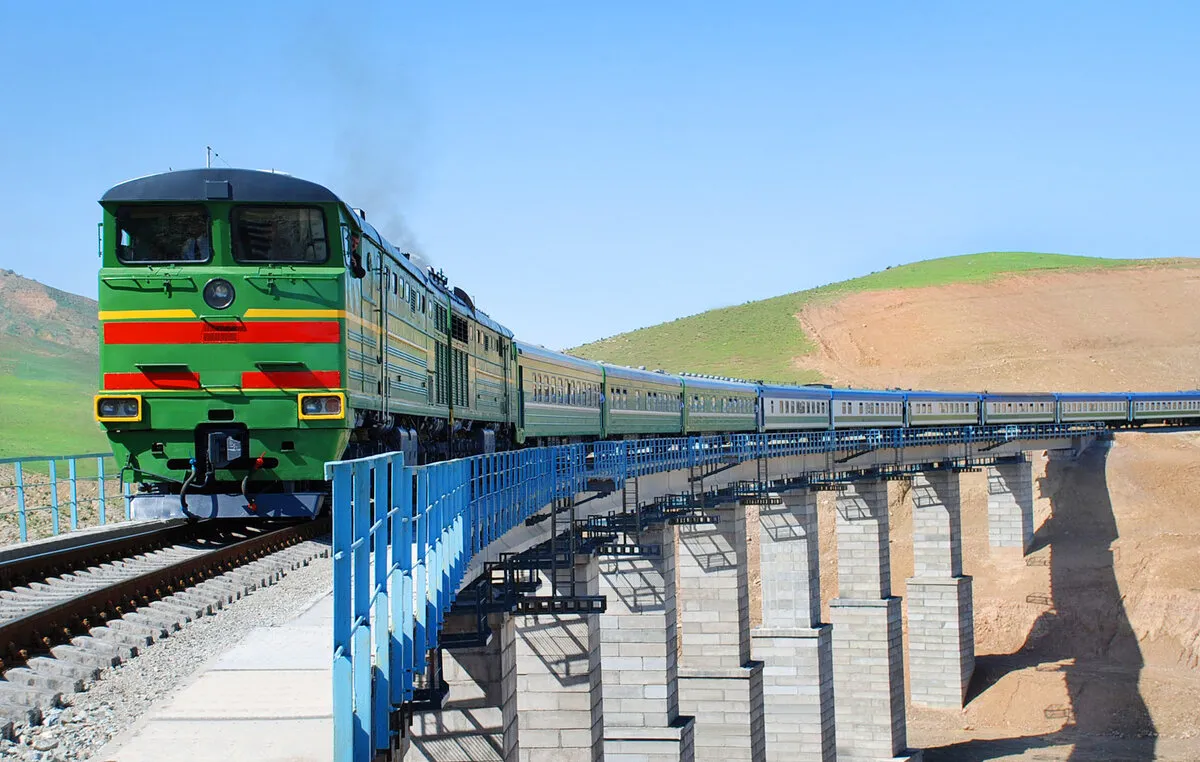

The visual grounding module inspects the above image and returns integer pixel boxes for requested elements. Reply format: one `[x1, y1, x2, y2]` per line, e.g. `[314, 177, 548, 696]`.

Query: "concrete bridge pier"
[598, 523, 696, 761]
[513, 555, 605, 762]
[906, 471, 974, 708]
[829, 479, 920, 762]
[677, 501, 766, 761]
[987, 457, 1035, 553]
[750, 489, 835, 761]
[408, 613, 519, 761]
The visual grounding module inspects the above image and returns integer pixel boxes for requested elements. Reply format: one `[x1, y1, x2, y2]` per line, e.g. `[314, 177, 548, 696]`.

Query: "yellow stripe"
[387, 331, 428, 354]
[476, 368, 506, 382]
[344, 312, 381, 335]
[99, 309, 197, 321]
[243, 308, 347, 319]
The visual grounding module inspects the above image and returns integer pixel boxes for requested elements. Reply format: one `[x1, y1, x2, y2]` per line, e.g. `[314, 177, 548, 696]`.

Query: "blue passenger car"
[759, 384, 833, 431]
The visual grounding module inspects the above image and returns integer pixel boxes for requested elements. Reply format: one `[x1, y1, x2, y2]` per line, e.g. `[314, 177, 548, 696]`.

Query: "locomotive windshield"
[116, 205, 211, 263]
[231, 206, 328, 263]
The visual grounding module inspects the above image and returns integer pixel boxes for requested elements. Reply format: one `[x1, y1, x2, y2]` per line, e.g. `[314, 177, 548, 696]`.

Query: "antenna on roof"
[205, 146, 231, 169]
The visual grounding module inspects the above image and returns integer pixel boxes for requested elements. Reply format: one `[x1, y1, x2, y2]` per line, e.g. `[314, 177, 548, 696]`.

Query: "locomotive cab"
[96, 169, 353, 519]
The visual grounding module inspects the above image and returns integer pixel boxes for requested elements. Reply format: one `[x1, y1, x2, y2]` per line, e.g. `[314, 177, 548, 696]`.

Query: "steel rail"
[0, 522, 209, 591]
[0, 516, 330, 668]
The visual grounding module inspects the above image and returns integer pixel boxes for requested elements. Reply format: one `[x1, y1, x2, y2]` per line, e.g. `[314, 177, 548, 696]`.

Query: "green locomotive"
[95, 168, 771, 521]
[96, 169, 519, 519]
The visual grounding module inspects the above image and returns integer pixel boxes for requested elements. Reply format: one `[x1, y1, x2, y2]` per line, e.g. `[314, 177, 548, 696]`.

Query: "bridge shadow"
[925, 440, 1157, 760]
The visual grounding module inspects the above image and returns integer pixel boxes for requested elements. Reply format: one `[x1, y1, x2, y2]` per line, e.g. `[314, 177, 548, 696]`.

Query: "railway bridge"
[1, 420, 1175, 761]
[327, 422, 1120, 762]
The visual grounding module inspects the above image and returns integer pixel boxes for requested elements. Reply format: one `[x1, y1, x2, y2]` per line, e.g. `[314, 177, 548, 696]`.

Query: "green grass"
[570, 252, 1195, 383]
[0, 376, 110, 461]
[0, 270, 104, 460]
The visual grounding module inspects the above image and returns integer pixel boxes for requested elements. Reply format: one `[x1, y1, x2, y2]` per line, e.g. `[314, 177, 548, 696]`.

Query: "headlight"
[95, 395, 142, 422]
[298, 393, 345, 420]
[203, 278, 236, 310]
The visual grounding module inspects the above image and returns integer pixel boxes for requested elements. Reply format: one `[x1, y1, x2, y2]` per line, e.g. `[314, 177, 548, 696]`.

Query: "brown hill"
[0, 270, 105, 458]
[751, 264, 1200, 759]
[0, 269, 98, 386]
[796, 265, 1200, 392]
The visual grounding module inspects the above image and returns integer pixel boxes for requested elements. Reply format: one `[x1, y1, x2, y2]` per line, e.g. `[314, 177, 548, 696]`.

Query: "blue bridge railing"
[328, 422, 1107, 761]
[0, 453, 132, 544]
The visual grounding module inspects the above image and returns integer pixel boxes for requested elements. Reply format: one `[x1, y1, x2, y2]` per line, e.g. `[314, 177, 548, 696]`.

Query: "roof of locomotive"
[101, 168, 341, 204]
[101, 169, 516, 338]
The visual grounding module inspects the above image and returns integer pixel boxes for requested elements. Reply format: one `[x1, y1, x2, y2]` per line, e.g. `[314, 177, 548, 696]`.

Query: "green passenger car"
[980, 394, 1057, 425]
[1056, 393, 1129, 423]
[903, 392, 980, 427]
[600, 365, 684, 438]
[681, 376, 758, 434]
[515, 341, 603, 443]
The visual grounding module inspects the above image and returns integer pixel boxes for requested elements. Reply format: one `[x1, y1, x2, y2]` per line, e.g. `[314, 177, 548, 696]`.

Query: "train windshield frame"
[115, 205, 212, 264]
[231, 205, 329, 264]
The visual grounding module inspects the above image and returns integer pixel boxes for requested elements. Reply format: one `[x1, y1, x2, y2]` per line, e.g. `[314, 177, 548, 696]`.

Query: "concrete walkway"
[92, 593, 333, 762]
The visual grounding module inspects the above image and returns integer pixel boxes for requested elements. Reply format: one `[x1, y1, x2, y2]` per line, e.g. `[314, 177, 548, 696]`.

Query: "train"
[91, 168, 1200, 520]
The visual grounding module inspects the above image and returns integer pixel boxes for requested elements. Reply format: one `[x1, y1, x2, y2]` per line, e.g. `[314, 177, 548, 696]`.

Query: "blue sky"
[1, 1, 1198, 349]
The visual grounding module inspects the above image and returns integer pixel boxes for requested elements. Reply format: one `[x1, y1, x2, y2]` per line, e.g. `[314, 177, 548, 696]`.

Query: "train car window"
[231, 206, 328, 263]
[116, 205, 212, 263]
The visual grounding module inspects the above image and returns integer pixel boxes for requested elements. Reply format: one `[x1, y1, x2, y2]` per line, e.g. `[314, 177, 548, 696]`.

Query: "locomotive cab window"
[231, 206, 328, 263]
[116, 205, 212, 263]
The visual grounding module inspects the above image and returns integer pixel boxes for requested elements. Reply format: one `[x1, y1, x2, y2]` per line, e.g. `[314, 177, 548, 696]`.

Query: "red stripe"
[104, 371, 201, 390]
[103, 321, 341, 345]
[241, 370, 342, 389]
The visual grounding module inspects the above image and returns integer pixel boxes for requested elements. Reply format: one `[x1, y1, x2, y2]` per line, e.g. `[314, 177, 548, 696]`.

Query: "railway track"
[0, 518, 330, 733]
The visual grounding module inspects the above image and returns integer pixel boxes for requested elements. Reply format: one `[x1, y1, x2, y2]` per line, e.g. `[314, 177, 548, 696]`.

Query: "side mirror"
[346, 231, 366, 278]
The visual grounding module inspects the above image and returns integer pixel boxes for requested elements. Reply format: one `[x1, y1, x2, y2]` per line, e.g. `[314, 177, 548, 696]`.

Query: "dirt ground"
[0, 464, 127, 543]
[796, 265, 1200, 393]
[749, 263, 1200, 759]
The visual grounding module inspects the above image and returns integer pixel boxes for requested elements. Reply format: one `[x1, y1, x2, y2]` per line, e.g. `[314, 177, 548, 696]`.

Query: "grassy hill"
[570, 252, 1193, 383]
[0, 269, 107, 459]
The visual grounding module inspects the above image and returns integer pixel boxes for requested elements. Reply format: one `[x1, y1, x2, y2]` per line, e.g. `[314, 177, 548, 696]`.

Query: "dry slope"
[777, 267, 1200, 760]
[796, 265, 1200, 392]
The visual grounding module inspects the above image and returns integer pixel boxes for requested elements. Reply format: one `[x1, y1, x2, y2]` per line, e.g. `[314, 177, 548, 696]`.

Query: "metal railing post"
[68, 458, 78, 531]
[97, 456, 107, 525]
[371, 456, 392, 753]
[328, 461, 354, 762]
[15, 461, 27, 542]
[49, 459, 60, 536]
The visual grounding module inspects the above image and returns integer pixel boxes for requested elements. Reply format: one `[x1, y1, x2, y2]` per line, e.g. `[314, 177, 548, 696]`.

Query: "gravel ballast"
[0, 541, 333, 762]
